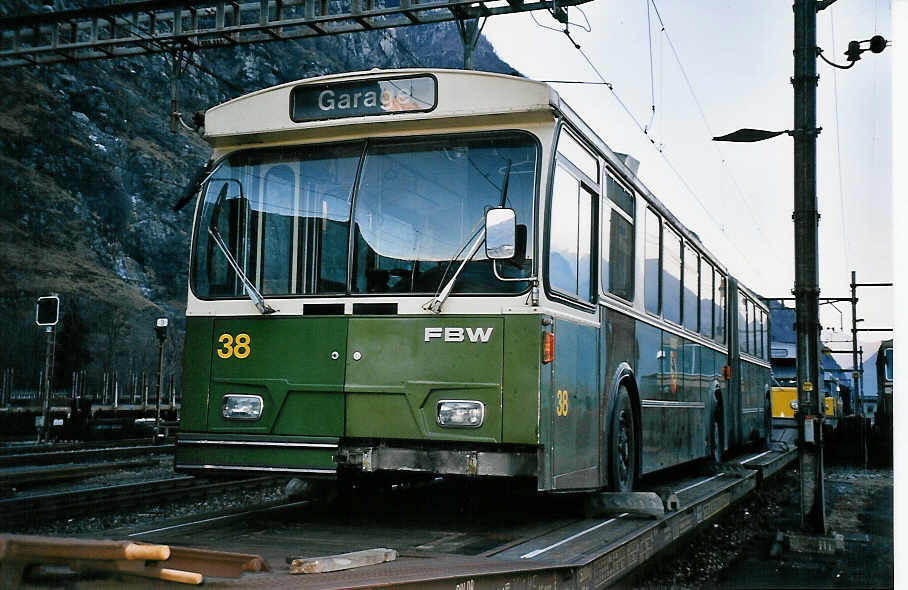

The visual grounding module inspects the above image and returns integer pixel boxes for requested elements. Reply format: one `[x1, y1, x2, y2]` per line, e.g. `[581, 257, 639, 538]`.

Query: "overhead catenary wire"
[828, 10, 851, 274]
[648, 0, 780, 263]
[558, 59, 768, 285]
[530, 7, 772, 286]
[644, 0, 656, 132]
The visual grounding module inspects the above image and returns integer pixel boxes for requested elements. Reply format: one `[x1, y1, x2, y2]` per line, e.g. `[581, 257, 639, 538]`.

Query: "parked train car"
[873, 339, 892, 462]
[174, 69, 771, 492]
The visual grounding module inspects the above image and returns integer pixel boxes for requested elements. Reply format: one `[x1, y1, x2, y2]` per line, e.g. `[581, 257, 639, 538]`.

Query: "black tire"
[709, 408, 723, 465]
[609, 385, 636, 492]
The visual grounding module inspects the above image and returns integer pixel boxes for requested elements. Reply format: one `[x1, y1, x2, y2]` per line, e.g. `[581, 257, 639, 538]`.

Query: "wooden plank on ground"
[289, 547, 398, 574]
[0, 535, 170, 561]
[69, 558, 204, 585]
[166, 545, 268, 577]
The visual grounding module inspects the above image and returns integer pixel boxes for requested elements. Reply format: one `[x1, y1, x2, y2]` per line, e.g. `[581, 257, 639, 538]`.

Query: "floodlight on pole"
[712, 128, 791, 143]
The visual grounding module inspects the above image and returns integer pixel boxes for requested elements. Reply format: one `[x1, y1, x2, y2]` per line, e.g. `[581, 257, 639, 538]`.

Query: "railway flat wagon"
[175, 69, 771, 493]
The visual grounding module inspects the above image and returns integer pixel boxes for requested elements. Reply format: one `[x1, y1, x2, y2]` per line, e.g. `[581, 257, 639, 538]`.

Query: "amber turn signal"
[543, 331, 554, 364]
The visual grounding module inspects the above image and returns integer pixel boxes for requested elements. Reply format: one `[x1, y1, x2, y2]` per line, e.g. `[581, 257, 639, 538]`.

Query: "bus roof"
[204, 68, 557, 142]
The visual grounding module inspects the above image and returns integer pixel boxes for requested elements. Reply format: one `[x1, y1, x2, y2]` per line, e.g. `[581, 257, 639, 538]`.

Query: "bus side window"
[683, 247, 698, 332]
[700, 260, 714, 338]
[601, 174, 634, 302]
[739, 295, 749, 355]
[644, 208, 661, 314]
[751, 302, 759, 357]
[662, 225, 682, 324]
[761, 310, 768, 360]
[714, 271, 726, 345]
[549, 164, 596, 303]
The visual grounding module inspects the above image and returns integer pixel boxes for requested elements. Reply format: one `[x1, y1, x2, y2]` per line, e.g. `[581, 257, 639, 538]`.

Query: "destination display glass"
[290, 75, 436, 122]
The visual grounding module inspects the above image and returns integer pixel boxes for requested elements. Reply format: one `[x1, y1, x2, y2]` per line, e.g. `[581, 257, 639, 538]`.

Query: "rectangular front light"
[222, 394, 263, 420]
[436, 400, 484, 428]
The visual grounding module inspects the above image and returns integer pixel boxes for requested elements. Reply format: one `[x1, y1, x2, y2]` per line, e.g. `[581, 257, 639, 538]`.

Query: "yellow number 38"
[556, 389, 569, 416]
[217, 333, 251, 359]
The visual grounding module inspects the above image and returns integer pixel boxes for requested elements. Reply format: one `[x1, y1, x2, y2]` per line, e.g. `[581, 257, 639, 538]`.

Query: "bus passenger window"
[662, 226, 682, 324]
[715, 272, 726, 345]
[644, 209, 661, 314]
[700, 260, 714, 338]
[549, 165, 595, 303]
[739, 296, 750, 354]
[557, 130, 599, 183]
[603, 210, 634, 301]
[602, 175, 634, 301]
[683, 248, 698, 332]
[751, 302, 759, 357]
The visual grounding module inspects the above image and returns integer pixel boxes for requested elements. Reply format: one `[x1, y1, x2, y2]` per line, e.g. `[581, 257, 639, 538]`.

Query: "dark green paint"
[180, 313, 551, 474]
[502, 315, 543, 444]
[207, 317, 348, 436]
[344, 317, 503, 442]
[181, 317, 213, 431]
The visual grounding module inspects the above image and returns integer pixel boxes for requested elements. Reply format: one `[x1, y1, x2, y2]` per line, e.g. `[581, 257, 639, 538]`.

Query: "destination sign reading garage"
[291, 75, 436, 122]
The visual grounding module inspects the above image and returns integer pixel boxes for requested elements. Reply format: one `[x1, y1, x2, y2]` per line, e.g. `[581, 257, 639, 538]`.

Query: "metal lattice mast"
[0, 0, 593, 69]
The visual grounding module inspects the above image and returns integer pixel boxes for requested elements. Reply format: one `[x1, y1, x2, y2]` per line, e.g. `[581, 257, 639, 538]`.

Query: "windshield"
[192, 132, 537, 298]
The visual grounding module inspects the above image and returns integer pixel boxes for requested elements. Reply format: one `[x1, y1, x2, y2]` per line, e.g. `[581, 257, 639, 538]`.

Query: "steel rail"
[0, 458, 161, 489]
[0, 437, 175, 456]
[0, 444, 175, 469]
[0, 475, 283, 526]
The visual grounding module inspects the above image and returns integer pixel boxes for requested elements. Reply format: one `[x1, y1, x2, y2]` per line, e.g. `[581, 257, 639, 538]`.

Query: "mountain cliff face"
[0, 1, 515, 389]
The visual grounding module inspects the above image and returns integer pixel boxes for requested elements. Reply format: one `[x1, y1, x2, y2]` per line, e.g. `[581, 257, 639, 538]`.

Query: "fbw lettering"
[424, 327, 493, 343]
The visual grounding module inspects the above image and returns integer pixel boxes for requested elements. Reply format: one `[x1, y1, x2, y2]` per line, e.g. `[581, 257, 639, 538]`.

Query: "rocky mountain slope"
[0, 1, 515, 390]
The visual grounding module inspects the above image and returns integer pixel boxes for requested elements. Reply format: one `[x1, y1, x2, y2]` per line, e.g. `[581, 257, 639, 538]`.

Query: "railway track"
[0, 475, 284, 527]
[0, 438, 176, 455]
[0, 441, 175, 468]
[0, 458, 161, 490]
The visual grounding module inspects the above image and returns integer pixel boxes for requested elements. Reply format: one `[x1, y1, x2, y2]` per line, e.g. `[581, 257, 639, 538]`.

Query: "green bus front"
[176, 126, 547, 483]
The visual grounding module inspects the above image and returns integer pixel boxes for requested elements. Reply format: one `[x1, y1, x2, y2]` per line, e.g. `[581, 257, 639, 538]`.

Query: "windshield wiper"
[209, 183, 276, 315]
[423, 229, 484, 313]
[423, 160, 512, 314]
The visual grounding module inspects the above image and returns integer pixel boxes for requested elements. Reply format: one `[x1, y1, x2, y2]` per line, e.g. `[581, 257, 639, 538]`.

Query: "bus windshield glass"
[192, 132, 536, 298]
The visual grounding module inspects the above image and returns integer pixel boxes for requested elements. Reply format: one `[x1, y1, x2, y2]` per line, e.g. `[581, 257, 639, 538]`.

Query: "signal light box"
[35, 295, 60, 327]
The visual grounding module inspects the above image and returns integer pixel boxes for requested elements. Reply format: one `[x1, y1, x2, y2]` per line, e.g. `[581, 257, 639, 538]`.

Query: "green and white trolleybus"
[175, 69, 772, 493]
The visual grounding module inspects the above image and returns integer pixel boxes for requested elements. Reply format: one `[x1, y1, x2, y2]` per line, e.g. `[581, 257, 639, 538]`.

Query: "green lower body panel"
[175, 433, 338, 476]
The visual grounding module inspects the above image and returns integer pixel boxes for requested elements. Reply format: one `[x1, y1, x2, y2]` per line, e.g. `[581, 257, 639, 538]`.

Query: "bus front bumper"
[335, 444, 537, 478]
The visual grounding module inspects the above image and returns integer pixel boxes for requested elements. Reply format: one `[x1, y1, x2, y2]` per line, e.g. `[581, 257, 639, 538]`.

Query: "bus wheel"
[609, 385, 636, 492]
[709, 410, 723, 465]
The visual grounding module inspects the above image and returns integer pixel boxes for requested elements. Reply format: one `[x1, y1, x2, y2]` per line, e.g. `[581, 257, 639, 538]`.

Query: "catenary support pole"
[793, 0, 825, 533]
[850, 271, 859, 416]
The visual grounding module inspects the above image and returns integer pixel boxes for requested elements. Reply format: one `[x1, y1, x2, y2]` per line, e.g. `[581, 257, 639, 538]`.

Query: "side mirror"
[485, 208, 516, 259]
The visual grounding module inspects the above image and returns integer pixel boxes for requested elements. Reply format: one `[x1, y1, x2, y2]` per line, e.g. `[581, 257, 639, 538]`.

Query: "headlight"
[222, 394, 263, 420]
[436, 400, 484, 428]
[789, 400, 799, 410]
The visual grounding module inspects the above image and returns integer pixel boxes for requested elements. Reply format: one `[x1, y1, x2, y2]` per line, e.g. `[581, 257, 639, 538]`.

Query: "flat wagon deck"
[97, 445, 795, 589]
